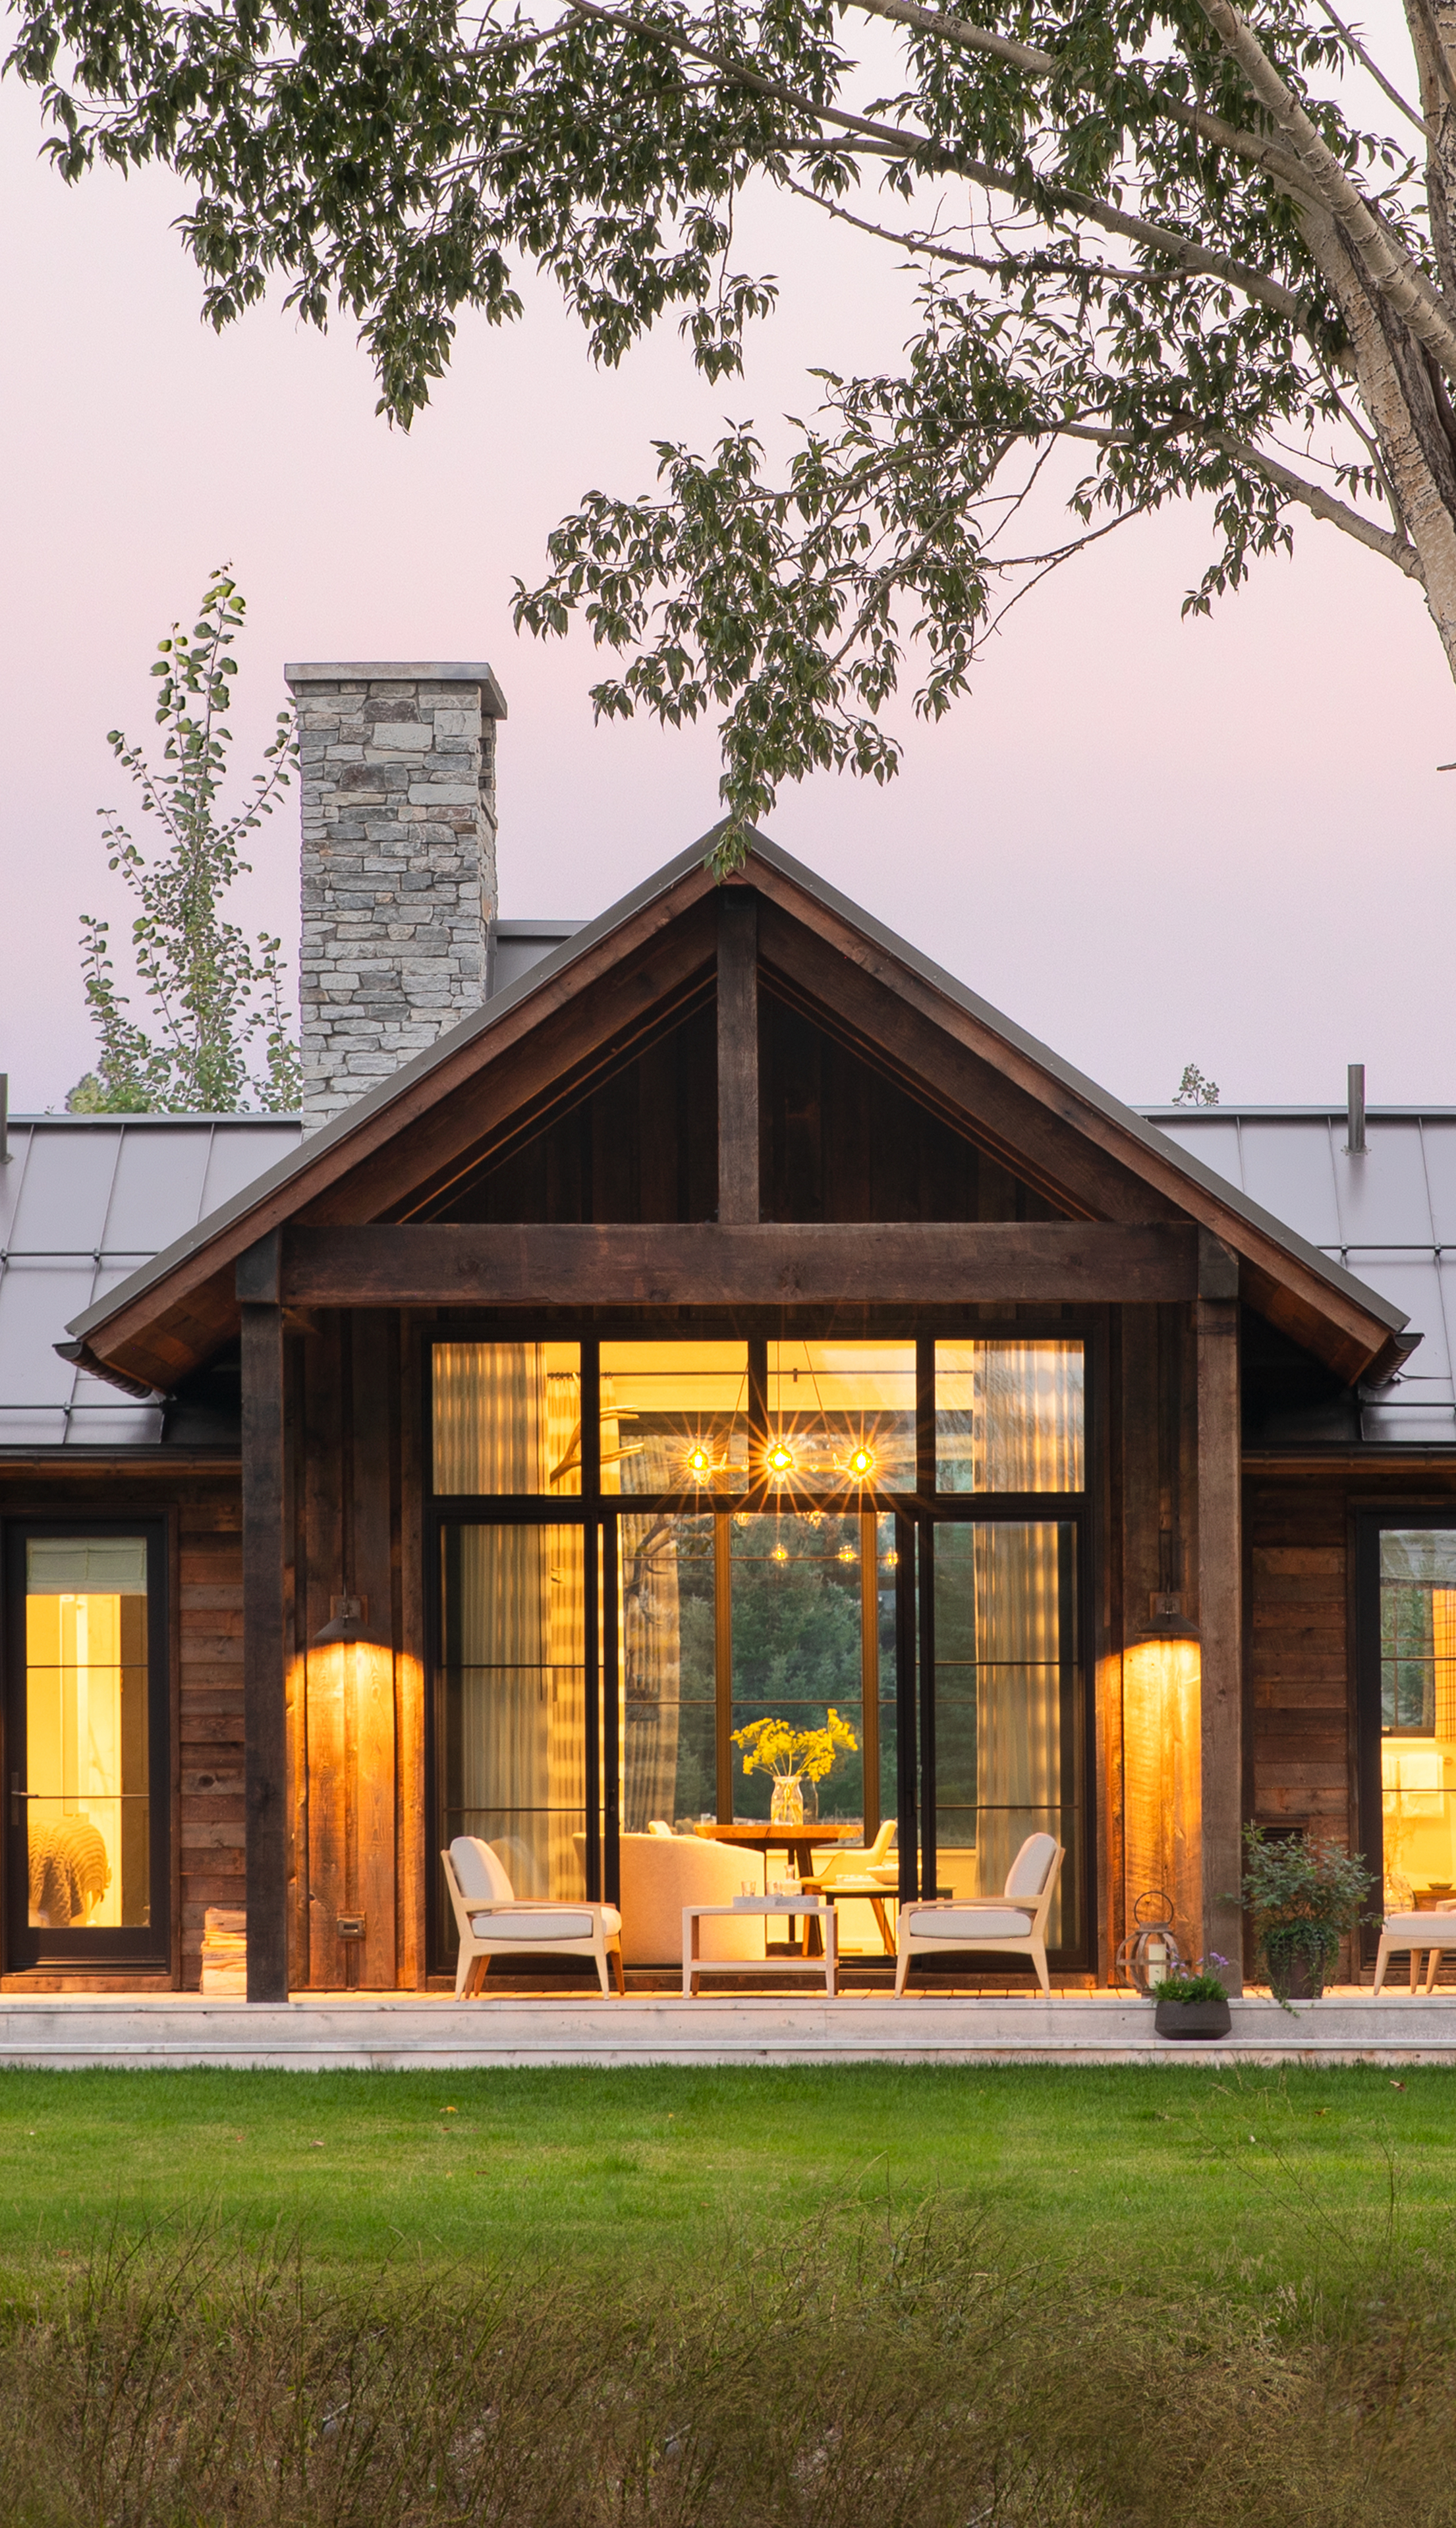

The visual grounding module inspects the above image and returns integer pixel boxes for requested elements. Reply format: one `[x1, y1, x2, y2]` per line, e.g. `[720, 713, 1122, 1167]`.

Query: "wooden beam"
[1198, 1288, 1245, 1992]
[717, 890, 759, 1223]
[280, 1220, 1198, 1308]
[240, 1283, 289, 2003]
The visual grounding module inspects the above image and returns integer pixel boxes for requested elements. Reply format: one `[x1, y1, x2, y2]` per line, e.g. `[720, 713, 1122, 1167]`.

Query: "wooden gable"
[67, 839, 1407, 1391]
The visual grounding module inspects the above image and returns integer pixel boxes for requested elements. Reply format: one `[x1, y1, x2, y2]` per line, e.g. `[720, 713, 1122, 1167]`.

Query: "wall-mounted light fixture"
[1144, 1591, 1200, 1641]
[312, 1593, 368, 1646]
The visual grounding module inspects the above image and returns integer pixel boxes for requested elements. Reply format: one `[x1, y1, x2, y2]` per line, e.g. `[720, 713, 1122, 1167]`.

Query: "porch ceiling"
[64, 831, 1407, 1395]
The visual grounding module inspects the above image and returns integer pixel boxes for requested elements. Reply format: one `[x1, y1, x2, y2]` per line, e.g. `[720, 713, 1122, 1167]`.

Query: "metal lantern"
[1114, 1889, 1184, 1994]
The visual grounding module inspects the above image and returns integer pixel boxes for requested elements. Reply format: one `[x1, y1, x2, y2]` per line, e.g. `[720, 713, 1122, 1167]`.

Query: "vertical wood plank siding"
[179, 1500, 246, 1988]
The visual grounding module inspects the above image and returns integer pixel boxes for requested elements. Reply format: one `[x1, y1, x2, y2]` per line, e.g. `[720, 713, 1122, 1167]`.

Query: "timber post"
[1197, 1232, 1245, 1992]
[239, 1232, 290, 2004]
[717, 889, 760, 1225]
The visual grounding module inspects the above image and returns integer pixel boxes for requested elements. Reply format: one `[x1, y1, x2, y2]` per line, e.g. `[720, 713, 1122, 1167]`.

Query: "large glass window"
[601, 1342, 749, 1494]
[936, 1341, 1084, 1492]
[931, 1521, 1078, 1946]
[766, 1341, 916, 1491]
[1378, 1529, 1456, 1907]
[439, 1524, 588, 1899]
[433, 1343, 582, 1493]
[7, 1525, 169, 1972]
[430, 1334, 1086, 1963]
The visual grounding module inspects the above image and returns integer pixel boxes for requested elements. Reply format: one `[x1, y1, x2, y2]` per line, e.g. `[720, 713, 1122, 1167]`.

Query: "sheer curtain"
[442, 1347, 586, 1898]
[619, 1434, 684, 1832]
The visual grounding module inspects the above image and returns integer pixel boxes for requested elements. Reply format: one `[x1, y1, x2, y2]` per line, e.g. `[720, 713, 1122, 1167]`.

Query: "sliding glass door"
[429, 1330, 1090, 1967]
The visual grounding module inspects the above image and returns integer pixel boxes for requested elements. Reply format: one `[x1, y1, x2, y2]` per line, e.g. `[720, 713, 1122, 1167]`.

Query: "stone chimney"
[285, 661, 507, 1132]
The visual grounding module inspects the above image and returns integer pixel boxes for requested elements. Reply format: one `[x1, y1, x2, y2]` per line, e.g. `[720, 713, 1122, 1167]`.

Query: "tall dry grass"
[0, 2187, 1451, 2527]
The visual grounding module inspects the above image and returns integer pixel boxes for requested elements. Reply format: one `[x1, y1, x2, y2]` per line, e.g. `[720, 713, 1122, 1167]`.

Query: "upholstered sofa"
[580, 1830, 766, 1965]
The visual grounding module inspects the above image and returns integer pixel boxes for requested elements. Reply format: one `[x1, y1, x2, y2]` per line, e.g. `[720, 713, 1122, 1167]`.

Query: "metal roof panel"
[1239, 1117, 1343, 1248]
[1333, 1121, 1434, 1247]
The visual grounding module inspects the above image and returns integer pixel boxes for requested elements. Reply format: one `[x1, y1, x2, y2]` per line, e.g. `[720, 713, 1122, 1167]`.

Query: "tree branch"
[566, 0, 1310, 326]
[1313, 0, 1426, 134]
[1199, 0, 1456, 383]
[1061, 414, 1424, 571]
[844, 0, 1322, 198]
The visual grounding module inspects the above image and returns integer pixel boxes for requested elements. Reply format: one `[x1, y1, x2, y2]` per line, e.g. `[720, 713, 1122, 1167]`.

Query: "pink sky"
[3, 71, 1454, 1115]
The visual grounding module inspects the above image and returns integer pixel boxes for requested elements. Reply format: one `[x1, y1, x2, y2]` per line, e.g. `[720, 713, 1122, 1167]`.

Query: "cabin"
[3, 660, 1451, 2006]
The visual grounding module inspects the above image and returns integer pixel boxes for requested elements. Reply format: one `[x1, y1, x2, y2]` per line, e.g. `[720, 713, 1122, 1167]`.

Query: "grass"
[0, 2063, 1453, 2522]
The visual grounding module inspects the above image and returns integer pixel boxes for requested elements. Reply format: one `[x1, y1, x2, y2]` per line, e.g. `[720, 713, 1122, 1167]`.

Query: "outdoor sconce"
[1144, 1592, 1200, 1641]
[312, 1593, 368, 1646]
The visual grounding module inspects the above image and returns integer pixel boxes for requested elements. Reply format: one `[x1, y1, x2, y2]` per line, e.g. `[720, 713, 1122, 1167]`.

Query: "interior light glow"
[845, 1443, 876, 1480]
[685, 1442, 714, 1482]
[766, 1439, 795, 1477]
[837, 1545, 857, 1564]
[771, 1542, 789, 1562]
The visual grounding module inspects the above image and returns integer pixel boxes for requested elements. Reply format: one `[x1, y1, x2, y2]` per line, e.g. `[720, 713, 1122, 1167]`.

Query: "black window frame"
[3, 1514, 172, 1975]
[424, 1320, 1096, 1975]
[1355, 1503, 1456, 1948]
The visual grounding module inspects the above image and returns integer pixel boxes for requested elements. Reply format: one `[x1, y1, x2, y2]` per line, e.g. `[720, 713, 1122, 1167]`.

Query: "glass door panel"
[440, 1524, 588, 1899]
[1378, 1529, 1456, 1906]
[930, 1521, 1078, 1948]
[23, 1536, 152, 1932]
[729, 1512, 865, 1823]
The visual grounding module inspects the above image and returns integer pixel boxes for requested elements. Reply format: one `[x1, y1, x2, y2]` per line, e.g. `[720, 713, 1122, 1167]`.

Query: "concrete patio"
[3, 1989, 1456, 2071]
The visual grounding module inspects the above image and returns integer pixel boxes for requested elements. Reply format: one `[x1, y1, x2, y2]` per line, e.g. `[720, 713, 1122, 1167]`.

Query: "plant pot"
[1277, 1955, 1326, 2003]
[1154, 1998, 1232, 2040]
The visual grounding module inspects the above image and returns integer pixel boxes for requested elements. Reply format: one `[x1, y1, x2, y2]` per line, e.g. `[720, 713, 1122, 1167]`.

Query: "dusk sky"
[4, 59, 1453, 1117]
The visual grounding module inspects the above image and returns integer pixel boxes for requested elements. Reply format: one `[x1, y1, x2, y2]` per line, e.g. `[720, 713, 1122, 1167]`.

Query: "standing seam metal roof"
[0, 1115, 302, 1448]
[1145, 1107, 1456, 1445]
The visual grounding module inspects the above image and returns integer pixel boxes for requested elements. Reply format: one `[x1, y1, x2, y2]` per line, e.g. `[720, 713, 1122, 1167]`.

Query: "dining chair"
[441, 1836, 625, 1997]
[800, 1820, 899, 1955]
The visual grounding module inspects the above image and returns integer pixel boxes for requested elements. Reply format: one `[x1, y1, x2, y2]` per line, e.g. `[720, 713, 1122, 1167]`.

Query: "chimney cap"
[284, 661, 507, 717]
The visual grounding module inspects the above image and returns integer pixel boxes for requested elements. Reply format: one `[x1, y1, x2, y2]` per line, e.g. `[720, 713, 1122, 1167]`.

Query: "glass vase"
[770, 1774, 805, 1828]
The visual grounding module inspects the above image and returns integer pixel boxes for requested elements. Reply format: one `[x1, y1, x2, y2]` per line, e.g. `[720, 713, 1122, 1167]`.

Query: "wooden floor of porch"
[4, 1987, 1456, 2070]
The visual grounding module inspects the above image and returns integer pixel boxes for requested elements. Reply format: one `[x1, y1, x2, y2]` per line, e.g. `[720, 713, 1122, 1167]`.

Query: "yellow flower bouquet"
[731, 1709, 858, 1826]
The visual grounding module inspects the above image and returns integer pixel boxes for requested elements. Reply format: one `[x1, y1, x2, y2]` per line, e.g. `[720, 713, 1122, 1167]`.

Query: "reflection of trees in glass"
[1382, 1582, 1436, 1732]
[731, 1516, 863, 1818]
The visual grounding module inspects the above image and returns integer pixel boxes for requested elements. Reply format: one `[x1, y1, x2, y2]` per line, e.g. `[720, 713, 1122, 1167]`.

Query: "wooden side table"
[682, 1900, 839, 1997]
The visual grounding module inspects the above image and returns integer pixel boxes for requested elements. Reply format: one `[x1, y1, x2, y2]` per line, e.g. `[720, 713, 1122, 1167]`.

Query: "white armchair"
[895, 1832, 1064, 1996]
[442, 1837, 624, 1997]
[1373, 1900, 1456, 1994]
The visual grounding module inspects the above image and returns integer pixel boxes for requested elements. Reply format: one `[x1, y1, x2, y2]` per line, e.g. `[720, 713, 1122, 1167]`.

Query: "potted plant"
[731, 1710, 858, 1826]
[1239, 1824, 1375, 2004]
[1152, 1959, 1232, 2040]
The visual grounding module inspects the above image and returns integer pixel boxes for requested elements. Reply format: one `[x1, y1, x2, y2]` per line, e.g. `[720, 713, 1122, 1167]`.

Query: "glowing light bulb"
[771, 1542, 789, 1563]
[766, 1438, 795, 1478]
[845, 1443, 876, 1480]
[837, 1545, 857, 1564]
[685, 1442, 713, 1482]
[883, 1549, 899, 1569]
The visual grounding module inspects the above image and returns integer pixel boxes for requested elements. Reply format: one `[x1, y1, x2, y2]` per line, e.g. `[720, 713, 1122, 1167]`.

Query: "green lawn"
[3, 2064, 1454, 2527]
[1, 2058, 1451, 2299]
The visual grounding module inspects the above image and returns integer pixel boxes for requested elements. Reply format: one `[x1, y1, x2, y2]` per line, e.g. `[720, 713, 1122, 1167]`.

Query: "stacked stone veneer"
[285, 661, 506, 1133]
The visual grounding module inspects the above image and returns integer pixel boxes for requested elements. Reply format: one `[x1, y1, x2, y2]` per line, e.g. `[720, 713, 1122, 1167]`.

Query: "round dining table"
[691, 1818, 860, 1884]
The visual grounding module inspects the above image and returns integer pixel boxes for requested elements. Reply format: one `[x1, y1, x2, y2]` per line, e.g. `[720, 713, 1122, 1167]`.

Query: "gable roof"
[65, 831, 1410, 1393]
